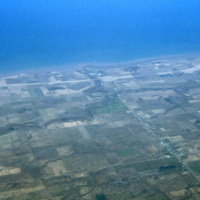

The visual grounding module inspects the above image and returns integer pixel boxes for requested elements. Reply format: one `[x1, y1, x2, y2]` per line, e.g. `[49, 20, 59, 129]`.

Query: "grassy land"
[188, 160, 200, 173]
[116, 148, 139, 157]
[90, 97, 128, 115]
[108, 192, 133, 200]
[28, 87, 44, 98]
[146, 193, 169, 200]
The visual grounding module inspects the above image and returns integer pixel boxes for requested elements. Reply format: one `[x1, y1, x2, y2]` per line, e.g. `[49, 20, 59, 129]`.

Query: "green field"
[116, 148, 139, 157]
[90, 97, 128, 115]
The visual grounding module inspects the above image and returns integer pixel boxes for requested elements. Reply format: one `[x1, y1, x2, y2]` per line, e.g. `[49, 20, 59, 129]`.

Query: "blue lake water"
[0, 0, 200, 74]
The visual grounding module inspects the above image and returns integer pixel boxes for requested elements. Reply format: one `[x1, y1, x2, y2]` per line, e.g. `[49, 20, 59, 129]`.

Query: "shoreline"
[0, 52, 200, 78]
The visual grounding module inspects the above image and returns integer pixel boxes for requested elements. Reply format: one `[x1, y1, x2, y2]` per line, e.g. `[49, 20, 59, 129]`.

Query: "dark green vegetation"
[96, 194, 108, 200]
[0, 56, 200, 199]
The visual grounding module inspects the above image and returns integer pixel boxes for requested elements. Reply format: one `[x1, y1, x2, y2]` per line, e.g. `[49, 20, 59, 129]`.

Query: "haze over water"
[0, 0, 200, 74]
